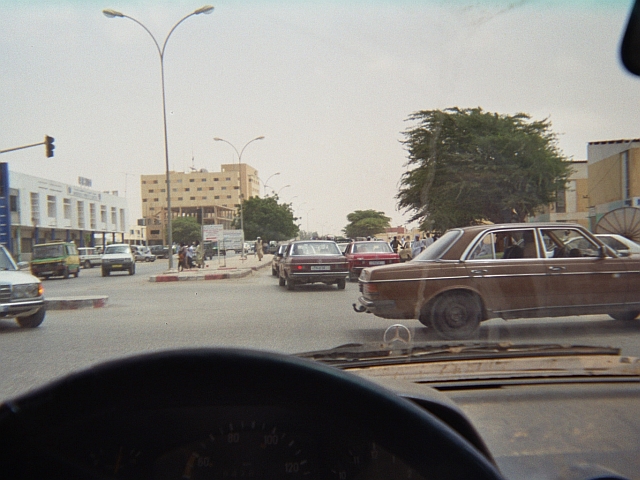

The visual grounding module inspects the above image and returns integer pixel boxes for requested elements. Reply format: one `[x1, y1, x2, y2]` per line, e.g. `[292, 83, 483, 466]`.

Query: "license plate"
[369, 261, 385, 265]
[40, 271, 53, 275]
[112, 264, 122, 268]
[310, 265, 330, 271]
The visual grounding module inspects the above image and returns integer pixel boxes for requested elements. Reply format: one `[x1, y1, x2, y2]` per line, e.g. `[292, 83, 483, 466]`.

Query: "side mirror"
[17, 261, 30, 271]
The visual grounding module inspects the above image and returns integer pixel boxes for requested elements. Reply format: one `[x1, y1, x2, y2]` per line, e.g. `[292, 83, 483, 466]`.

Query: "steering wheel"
[0, 348, 504, 479]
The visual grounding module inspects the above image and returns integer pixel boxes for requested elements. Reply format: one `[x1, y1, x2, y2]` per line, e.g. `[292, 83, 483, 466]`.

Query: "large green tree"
[172, 216, 201, 245]
[235, 196, 299, 241]
[343, 210, 391, 238]
[396, 107, 572, 231]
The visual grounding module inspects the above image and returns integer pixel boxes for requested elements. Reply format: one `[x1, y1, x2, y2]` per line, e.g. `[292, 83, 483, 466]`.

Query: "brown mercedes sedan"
[279, 240, 349, 290]
[356, 223, 640, 339]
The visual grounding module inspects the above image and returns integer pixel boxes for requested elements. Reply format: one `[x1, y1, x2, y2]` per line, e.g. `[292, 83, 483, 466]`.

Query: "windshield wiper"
[297, 342, 621, 368]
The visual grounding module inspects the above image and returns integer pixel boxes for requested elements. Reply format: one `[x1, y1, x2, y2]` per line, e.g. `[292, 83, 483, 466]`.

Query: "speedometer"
[154, 421, 318, 479]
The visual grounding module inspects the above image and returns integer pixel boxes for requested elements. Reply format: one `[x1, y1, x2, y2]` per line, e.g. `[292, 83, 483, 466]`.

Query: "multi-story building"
[7, 170, 127, 261]
[141, 163, 260, 245]
[586, 139, 640, 230]
[530, 160, 589, 228]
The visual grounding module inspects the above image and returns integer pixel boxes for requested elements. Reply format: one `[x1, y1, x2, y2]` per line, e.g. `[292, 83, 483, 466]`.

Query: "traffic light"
[45, 135, 55, 158]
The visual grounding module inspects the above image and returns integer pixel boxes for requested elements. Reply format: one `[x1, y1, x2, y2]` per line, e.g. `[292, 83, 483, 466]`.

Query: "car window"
[412, 230, 462, 261]
[32, 245, 64, 259]
[104, 246, 129, 255]
[468, 229, 539, 260]
[541, 228, 601, 258]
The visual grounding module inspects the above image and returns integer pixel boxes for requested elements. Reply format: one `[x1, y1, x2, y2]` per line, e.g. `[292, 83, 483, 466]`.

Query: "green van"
[30, 242, 80, 279]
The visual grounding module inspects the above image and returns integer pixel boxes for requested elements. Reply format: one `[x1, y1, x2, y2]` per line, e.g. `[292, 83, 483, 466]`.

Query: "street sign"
[202, 224, 223, 241]
[223, 229, 244, 251]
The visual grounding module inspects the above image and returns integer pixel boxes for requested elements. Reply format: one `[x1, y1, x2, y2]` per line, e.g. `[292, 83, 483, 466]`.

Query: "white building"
[8, 171, 127, 261]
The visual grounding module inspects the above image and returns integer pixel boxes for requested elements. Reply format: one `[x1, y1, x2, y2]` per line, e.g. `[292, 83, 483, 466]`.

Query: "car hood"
[0, 270, 41, 285]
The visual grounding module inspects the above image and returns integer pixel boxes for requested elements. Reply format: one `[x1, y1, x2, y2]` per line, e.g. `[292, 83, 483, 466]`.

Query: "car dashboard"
[0, 348, 638, 480]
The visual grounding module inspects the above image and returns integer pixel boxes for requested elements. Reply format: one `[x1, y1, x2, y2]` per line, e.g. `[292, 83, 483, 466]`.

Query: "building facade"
[140, 163, 260, 245]
[8, 171, 127, 261]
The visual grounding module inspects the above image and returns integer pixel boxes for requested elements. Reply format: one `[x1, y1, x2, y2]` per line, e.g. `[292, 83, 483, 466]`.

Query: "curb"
[46, 296, 109, 310]
[149, 260, 271, 282]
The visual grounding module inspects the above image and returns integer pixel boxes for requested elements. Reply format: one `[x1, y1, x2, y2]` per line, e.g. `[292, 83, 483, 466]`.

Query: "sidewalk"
[150, 253, 274, 282]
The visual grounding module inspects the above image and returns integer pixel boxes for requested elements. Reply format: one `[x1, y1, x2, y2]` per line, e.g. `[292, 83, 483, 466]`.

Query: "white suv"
[101, 244, 135, 276]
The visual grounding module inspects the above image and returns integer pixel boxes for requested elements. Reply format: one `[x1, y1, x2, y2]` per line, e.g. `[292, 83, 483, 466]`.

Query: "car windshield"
[32, 245, 64, 259]
[104, 246, 129, 255]
[4, 2, 640, 478]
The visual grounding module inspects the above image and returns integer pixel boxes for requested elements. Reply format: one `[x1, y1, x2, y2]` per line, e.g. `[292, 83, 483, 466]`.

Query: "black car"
[149, 245, 170, 259]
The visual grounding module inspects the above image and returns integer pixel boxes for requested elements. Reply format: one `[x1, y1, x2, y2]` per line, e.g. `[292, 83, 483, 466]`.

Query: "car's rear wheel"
[63, 267, 70, 279]
[16, 307, 45, 328]
[102, 268, 109, 277]
[83, 260, 91, 269]
[609, 311, 640, 321]
[428, 291, 481, 340]
[348, 270, 358, 282]
[74, 268, 79, 278]
[286, 276, 296, 291]
[337, 278, 346, 289]
[278, 275, 285, 287]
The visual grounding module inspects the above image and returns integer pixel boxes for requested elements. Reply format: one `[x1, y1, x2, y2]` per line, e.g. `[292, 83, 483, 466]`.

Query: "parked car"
[0, 244, 45, 328]
[132, 246, 156, 262]
[271, 244, 288, 276]
[30, 241, 80, 279]
[278, 240, 348, 290]
[101, 244, 135, 276]
[77, 247, 102, 269]
[336, 242, 350, 254]
[149, 245, 170, 259]
[344, 241, 400, 281]
[203, 241, 225, 259]
[597, 234, 640, 256]
[356, 223, 640, 340]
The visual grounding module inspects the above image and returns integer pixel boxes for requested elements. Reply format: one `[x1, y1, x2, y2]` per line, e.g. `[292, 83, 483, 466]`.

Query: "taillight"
[362, 282, 379, 298]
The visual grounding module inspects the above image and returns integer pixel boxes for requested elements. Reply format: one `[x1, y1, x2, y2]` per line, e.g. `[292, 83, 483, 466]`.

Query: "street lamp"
[213, 136, 265, 258]
[275, 185, 291, 197]
[103, 5, 214, 271]
[263, 172, 280, 196]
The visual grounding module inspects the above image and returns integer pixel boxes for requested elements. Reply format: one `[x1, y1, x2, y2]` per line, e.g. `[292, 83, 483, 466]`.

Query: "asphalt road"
[1, 259, 640, 400]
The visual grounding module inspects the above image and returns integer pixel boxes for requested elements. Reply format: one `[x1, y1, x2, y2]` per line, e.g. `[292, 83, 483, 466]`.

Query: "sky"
[1, 0, 639, 235]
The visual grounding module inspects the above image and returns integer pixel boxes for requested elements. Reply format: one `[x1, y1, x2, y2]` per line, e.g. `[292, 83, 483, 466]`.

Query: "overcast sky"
[1, 0, 638, 235]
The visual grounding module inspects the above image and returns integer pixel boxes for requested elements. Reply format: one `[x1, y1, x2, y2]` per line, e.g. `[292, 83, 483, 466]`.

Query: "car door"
[464, 228, 548, 317]
[540, 227, 629, 314]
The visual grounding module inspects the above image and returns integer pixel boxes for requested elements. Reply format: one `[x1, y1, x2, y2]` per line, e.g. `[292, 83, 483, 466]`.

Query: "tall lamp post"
[263, 172, 280, 196]
[213, 136, 265, 258]
[275, 185, 291, 197]
[103, 5, 214, 270]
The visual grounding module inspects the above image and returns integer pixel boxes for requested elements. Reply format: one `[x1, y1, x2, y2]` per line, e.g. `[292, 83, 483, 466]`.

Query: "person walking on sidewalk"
[195, 240, 204, 268]
[255, 237, 264, 261]
[178, 243, 187, 272]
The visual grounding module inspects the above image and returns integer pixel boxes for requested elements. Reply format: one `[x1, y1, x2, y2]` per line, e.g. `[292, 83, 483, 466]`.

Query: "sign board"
[78, 176, 92, 188]
[202, 224, 223, 242]
[223, 229, 244, 251]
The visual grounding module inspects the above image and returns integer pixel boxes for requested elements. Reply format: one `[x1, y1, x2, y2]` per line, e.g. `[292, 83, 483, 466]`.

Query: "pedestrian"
[178, 243, 187, 272]
[390, 236, 399, 253]
[195, 240, 204, 268]
[255, 237, 264, 262]
[411, 234, 422, 258]
[186, 243, 195, 269]
[424, 233, 434, 248]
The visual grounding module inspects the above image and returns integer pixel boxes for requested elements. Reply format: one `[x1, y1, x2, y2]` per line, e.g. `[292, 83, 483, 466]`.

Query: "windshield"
[2, 3, 640, 477]
[32, 245, 64, 259]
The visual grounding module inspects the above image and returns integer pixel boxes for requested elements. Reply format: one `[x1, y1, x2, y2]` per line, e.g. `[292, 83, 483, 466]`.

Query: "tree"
[396, 107, 572, 231]
[235, 196, 299, 241]
[172, 216, 201, 245]
[343, 210, 391, 238]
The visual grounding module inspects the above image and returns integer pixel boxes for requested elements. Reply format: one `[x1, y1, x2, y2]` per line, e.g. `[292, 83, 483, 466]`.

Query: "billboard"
[222, 230, 244, 251]
[202, 224, 223, 242]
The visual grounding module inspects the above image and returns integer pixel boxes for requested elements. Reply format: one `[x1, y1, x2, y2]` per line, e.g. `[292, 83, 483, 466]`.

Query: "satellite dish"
[595, 207, 640, 242]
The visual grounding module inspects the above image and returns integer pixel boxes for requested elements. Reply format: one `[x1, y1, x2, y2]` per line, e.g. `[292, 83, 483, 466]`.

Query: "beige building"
[141, 163, 260, 245]
[586, 139, 640, 230]
[530, 160, 589, 228]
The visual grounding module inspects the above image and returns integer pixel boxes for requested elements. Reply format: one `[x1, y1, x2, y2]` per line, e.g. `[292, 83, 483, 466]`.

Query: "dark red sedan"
[344, 241, 400, 281]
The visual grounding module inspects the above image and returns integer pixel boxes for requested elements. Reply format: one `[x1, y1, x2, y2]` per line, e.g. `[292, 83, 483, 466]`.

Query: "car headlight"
[12, 283, 42, 299]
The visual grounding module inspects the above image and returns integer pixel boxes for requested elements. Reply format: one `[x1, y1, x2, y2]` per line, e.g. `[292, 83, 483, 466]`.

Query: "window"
[178, 197, 183, 201]
[201, 178, 206, 182]
[556, 188, 566, 213]
[149, 189, 154, 193]
[47, 195, 56, 218]
[221, 187, 227, 190]
[541, 228, 601, 258]
[214, 178, 219, 181]
[190, 197, 196, 200]
[100, 205, 107, 223]
[143, 199, 148, 202]
[189, 179, 195, 183]
[77, 201, 85, 228]
[152, 180, 158, 184]
[150, 230, 160, 235]
[197, 187, 202, 191]
[225, 177, 231, 181]
[9, 194, 17, 213]
[30, 192, 39, 224]
[111, 207, 117, 226]
[63, 198, 71, 220]
[154, 198, 159, 202]
[467, 229, 539, 260]
[89, 203, 96, 229]
[214, 196, 220, 199]
[227, 195, 232, 199]
[209, 187, 214, 191]
[120, 209, 125, 230]
[160, 189, 165, 193]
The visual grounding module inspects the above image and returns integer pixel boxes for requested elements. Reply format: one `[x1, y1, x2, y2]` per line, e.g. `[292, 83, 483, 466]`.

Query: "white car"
[0, 245, 45, 328]
[596, 234, 640, 256]
[101, 244, 135, 276]
[77, 247, 102, 269]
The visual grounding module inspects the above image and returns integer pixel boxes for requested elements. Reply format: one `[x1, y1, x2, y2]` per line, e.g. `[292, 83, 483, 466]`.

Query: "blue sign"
[0, 163, 11, 251]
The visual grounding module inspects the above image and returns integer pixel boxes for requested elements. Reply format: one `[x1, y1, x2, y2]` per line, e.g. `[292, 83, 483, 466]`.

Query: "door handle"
[548, 266, 566, 271]
[470, 269, 488, 274]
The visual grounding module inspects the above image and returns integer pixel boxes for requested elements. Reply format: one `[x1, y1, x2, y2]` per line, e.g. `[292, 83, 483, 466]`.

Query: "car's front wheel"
[16, 307, 45, 328]
[337, 278, 346, 290]
[63, 267, 70, 279]
[102, 268, 109, 277]
[129, 264, 135, 275]
[84, 260, 91, 269]
[427, 291, 481, 340]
